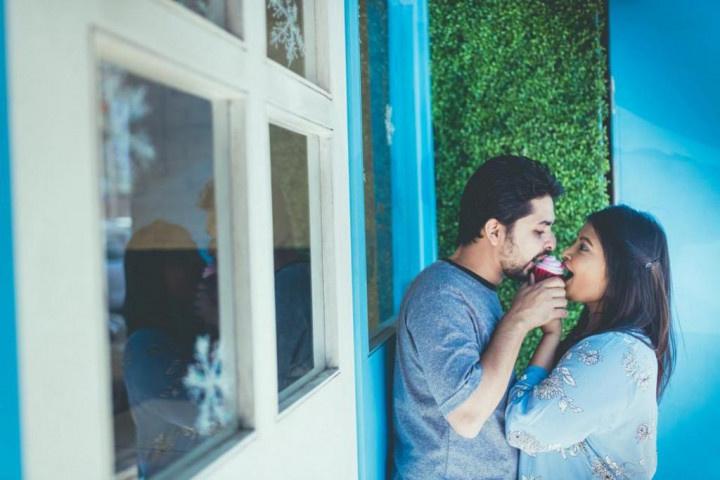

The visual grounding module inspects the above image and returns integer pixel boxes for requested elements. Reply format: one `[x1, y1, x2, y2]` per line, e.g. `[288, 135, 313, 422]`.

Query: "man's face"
[499, 195, 557, 281]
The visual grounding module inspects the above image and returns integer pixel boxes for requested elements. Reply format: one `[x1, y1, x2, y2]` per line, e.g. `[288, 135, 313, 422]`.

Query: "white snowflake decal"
[183, 335, 232, 436]
[385, 104, 395, 146]
[268, 0, 306, 67]
[101, 65, 156, 193]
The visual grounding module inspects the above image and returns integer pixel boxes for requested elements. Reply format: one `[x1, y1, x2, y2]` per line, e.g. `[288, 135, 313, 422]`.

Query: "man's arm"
[446, 277, 567, 438]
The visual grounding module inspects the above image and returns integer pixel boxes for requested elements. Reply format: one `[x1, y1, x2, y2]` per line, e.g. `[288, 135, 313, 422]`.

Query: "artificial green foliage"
[429, 0, 611, 370]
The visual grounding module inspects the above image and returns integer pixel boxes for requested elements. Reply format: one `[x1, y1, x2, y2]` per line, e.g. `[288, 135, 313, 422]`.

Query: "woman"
[505, 205, 675, 479]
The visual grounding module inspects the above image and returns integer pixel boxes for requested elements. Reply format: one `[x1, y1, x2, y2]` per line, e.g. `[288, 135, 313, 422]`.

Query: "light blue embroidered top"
[505, 331, 658, 480]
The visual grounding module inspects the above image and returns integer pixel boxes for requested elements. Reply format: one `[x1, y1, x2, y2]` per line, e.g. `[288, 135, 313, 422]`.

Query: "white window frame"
[8, 0, 358, 478]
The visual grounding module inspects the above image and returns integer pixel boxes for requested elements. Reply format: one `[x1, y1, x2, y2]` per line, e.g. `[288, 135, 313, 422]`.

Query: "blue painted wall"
[0, 0, 23, 478]
[609, 1, 720, 477]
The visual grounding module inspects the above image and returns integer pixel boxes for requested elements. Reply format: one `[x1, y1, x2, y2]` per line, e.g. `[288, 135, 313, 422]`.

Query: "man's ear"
[483, 218, 505, 246]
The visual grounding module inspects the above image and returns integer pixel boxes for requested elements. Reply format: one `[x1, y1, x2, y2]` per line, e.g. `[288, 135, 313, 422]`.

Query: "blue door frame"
[0, 0, 23, 477]
[345, 1, 437, 478]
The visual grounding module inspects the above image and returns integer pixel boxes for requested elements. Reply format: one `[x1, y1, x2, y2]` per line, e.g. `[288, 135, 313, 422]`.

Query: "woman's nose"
[561, 249, 571, 262]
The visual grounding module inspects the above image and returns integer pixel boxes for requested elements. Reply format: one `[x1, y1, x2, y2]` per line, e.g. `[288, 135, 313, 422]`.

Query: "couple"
[392, 155, 674, 479]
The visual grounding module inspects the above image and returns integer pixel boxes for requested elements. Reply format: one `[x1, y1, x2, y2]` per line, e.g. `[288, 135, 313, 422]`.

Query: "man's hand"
[505, 276, 567, 333]
[444, 273, 567, 439]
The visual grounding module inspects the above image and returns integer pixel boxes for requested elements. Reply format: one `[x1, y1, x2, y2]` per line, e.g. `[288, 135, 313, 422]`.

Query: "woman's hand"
[541, 318, 563, 337]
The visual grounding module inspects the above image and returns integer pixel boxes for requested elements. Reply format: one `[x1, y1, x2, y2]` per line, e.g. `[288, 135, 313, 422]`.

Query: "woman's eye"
[579, 243, 589, 252]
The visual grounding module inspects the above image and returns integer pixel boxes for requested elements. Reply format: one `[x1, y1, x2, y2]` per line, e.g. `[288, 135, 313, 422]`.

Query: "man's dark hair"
[457, 155, 564, 246]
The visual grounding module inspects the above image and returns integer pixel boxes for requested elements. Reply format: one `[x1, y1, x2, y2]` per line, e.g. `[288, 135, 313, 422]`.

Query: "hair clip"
[644, 257, 661, 270]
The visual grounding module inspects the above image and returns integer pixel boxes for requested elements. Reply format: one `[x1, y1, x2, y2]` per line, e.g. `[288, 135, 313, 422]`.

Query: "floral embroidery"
[558, 441, 586, 459]
[635, 423, 652, 442]
[563, 340, 600, 366]
[508, 430, 561, 455]
[534, 367, 583, 413]
[577, 344, 601, 365]
[623, 350, 652, 390]
[534, 374, 562, 400]
[531, 339, 604, 413]
[591, 455, 627, 479]
[509, 334, 658, 479]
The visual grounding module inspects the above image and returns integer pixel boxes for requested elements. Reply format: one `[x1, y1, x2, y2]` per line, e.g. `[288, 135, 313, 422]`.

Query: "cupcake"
[532, 255, 566, 282]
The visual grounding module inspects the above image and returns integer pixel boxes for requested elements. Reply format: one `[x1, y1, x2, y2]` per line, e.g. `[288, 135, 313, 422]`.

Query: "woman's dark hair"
[457, 155, 564, 246]
[558, 205, 676, 399]
[123, 221, 205, 338]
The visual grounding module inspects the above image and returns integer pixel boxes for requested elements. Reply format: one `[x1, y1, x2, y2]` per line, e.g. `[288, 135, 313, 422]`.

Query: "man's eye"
[535, 231, 544, 237]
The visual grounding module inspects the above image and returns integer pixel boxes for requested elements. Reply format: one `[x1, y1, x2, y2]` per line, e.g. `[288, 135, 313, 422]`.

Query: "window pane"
[100, 63, 239, 478]
[174, 0, 243, 38]
[266, 0, 314, 81]
[359, 0, 394, 340]
[269, 124, 316, 396]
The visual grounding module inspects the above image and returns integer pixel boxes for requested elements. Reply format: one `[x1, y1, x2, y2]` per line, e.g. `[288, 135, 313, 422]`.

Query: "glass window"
[266, 0, 314, 80]
[173, 0, 243, 39]
[269, 124, 322, 403]
[359, 0, 395, 342]
[100, 63, 240, 478]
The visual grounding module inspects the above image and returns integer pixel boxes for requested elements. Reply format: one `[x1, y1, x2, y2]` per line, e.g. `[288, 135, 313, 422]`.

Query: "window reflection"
[269, 124, 315, 395]
[359, 0, 395, 339]
[101, 64, 236, 478]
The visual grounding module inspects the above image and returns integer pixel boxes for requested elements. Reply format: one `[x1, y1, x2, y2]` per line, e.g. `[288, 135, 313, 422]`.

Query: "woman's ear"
[484, 218, 504, 246]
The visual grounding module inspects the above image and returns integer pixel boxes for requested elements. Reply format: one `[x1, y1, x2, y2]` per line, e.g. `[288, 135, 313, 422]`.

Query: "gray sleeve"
[406, 288, 489, 417]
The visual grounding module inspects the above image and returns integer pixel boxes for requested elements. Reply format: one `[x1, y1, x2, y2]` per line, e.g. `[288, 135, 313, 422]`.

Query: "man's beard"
[502, 262, 529, 281]
[500, 235, 535, 281]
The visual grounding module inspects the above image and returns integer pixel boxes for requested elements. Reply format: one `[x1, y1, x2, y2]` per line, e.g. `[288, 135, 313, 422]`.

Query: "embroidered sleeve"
[504, 333, 655, 455]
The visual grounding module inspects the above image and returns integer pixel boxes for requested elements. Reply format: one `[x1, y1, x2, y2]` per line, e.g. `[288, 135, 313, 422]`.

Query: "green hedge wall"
[429, 0, 611, 370]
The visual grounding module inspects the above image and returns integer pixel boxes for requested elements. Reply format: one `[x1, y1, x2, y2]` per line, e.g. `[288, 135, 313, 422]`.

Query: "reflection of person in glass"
[196, 181, 220, 332]
[199, 180, 314, 392]
[272, 188, 314, 391]
[122, 220, 217, 478]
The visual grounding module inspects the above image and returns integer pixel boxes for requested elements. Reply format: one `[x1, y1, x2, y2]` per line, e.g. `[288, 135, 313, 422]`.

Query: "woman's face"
[562, 223, 607, 307]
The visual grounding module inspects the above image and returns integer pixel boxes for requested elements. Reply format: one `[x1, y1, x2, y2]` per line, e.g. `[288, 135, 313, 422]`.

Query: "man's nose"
[544, 231, 557, 251]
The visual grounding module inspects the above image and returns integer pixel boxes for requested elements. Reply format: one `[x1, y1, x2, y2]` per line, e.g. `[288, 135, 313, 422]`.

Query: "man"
[392, 155, 567, 479]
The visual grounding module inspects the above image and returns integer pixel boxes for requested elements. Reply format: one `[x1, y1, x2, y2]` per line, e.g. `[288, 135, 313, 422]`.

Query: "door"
[8, 1, 357, 478]
[0, 0, 21, 477]
[345, 0, 436, 478]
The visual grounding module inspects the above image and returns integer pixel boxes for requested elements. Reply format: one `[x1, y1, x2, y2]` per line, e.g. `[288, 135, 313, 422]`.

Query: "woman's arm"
[504, 332, 652, 454]
[529, 319, 562, 371]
